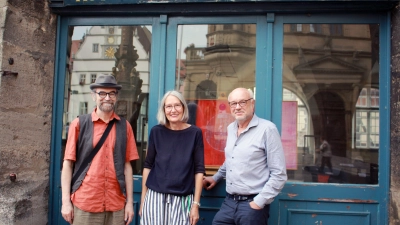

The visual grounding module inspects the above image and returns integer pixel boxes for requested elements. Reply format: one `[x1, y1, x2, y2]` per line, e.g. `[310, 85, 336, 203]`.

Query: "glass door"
[271, 14, 390, 225]
[164, 16, 270, 224]
[50, 17, 157, 225]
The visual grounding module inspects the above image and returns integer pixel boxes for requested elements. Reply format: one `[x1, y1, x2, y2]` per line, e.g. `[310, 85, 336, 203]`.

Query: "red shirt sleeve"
[125, 120, 139, 162]
[64, 118, 80, 161]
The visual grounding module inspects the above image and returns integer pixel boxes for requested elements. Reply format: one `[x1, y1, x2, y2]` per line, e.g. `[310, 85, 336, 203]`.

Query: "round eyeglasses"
[164, 104, 183, 112]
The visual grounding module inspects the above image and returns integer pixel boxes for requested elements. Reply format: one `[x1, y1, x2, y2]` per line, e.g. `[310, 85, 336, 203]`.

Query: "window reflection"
[176, 24, 256, 175]
[355, 88, 379, 149]
[282, 24, 379, 184]
[62, 25, 152, 175]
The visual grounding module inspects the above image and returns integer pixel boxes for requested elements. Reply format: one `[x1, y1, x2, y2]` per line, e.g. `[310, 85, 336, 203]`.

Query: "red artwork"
[196, 100, 234, 166]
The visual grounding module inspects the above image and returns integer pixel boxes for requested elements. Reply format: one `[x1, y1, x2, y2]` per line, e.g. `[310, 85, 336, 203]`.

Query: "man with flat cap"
[61, 74, 139, 225]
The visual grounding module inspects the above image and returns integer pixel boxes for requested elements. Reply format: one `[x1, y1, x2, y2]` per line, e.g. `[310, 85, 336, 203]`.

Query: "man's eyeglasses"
[164, 104, 183, 112]
[228, 98, 253, 108]
[94, 91, 118, 99]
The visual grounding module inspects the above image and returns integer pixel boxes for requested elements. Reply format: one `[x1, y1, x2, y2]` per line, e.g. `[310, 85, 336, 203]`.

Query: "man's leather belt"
[226, 193, 257, 201]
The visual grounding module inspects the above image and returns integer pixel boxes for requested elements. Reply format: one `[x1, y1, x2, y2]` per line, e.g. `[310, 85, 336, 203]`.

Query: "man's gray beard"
[99, 102, 115, 113]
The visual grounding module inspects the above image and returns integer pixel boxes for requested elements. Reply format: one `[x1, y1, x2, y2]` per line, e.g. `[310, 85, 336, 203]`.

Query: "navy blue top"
[144, 124, 205, 195]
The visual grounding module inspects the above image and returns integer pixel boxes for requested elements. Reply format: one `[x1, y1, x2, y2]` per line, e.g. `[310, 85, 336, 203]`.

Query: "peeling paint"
[318, 198, 377, 203]
[287, 193, 298, 198]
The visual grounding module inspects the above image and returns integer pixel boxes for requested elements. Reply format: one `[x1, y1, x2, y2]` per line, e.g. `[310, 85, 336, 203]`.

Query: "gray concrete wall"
[391, 3, 400, 225]
[0, 1, 56, 224]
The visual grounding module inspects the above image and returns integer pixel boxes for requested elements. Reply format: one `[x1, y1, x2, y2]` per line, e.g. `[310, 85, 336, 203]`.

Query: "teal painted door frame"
[270, 13, 390, 225]
[49, 12, 391, 225]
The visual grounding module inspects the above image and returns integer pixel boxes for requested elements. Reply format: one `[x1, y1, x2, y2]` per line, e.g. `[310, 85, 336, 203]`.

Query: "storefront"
[48, 0, 395, 224]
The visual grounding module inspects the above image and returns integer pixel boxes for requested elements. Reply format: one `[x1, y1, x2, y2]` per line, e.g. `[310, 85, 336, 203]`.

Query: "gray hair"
[157, 90, 189, 125]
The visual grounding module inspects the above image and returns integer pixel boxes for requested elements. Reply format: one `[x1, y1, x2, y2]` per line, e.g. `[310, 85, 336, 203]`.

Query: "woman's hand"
[189, 204, 200, 225]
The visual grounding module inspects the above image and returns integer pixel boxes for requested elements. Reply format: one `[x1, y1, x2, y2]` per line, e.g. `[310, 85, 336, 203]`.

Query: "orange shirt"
[64, 110, 139, 212]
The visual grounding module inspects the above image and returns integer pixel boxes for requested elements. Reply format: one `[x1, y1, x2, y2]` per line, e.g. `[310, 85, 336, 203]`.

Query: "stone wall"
[391, 2, 400, 225]
[0, 1, 56, 224]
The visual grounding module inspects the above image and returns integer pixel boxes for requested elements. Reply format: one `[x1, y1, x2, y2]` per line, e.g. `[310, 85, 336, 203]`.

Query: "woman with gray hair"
[140, 90, 205, 225]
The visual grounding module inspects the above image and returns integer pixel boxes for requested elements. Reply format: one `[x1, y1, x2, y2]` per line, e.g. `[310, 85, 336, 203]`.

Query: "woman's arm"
[190, 172, 203, 225]
[139, 168, 150, 217]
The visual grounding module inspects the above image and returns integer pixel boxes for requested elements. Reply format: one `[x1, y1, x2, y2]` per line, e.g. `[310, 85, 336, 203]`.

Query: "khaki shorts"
[73, 205, 125, 225]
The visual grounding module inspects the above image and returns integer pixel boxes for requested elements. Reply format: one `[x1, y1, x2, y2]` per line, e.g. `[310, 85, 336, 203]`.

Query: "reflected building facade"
[65, 26, 152, 173]
[176, 23, 379, 184]
[66, 25, 151, 123]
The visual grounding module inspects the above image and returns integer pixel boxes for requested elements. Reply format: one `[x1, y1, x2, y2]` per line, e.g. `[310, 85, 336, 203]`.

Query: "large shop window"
[62, 25, 152, 174]
[281, 23, 379, 184]
[174, 24, 256, 175]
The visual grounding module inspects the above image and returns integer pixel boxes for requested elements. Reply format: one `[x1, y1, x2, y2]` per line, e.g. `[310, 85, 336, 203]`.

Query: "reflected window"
[176, 24, 256, 175]
[93, 43, 99, 52]
[79, 102, 88, 115]
[91, 74, 97, 83]
[208, 34, 216, 47]
[290, 24, 302, 32]
[79, 74, 86, 85]
[282, 24, 379, 184]
[355, 88, 379, 149]
[223, 24, 233, 30]
[310, 24, 322, 34]
[330, 24, 343, 36]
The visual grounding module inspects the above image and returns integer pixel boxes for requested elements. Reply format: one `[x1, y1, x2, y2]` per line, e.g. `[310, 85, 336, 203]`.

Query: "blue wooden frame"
[49, 11, 391, 225]
[48, 16, 159, 225]
[62, 0, 398, 6]
[271, 13, 391, 224]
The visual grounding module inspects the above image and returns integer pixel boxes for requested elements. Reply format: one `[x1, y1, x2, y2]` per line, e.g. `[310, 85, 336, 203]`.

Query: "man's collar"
[91, 108, 121, 122]
[234, 114, 259, 131]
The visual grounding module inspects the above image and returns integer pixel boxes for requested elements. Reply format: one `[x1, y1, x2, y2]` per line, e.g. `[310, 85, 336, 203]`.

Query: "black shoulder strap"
[71, 119, 116, 185]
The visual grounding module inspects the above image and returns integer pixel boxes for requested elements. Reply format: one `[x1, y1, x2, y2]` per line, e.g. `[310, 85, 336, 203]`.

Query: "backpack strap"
[71, 119, 115, 185]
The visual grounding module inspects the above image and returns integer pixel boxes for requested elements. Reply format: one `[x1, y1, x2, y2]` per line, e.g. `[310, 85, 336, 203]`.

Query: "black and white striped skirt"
[140, 188, 194, 225]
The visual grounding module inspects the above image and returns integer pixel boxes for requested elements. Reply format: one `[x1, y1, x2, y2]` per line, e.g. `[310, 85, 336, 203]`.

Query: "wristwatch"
[192, 201, 201, 207]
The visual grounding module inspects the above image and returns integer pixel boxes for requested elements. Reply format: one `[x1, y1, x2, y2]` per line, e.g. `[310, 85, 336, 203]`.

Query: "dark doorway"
[310, 91, 346, 157]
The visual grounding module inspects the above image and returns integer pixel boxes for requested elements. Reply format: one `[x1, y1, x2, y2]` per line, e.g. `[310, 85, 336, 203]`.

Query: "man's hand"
[202, 176, 216, 190]
[61, 201, 74, 224]
[124, 203, 134, 224]
[249, 201, 262, 210]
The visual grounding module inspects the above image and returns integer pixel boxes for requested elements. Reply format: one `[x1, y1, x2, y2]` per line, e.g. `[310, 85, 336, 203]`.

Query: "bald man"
[203, 87, 287, 225]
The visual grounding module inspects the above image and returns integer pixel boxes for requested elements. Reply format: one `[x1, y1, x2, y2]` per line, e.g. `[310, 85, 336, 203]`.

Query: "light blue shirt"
[213, 114, 287, 208]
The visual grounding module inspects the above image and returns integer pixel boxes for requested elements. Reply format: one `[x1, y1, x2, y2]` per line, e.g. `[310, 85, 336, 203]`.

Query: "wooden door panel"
[279, 200, 377, 225]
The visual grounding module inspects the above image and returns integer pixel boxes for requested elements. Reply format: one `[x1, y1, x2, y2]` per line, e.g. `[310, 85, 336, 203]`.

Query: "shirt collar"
[233, 114, 259, 133]
[91, 108, 121, 122]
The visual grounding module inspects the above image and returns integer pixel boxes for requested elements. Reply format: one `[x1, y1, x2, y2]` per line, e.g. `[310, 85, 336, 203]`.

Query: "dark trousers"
[212, 197, 270, 225]
[320, 156, 332, 172]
